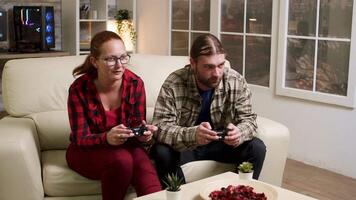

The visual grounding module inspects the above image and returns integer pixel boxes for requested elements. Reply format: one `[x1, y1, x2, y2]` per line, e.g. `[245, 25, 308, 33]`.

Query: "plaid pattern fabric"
[68, 69, 146, 147]
[152, 65, 257, 151]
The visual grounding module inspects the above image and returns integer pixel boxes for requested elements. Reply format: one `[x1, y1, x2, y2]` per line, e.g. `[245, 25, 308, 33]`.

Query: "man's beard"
[195, 71, 221, 89]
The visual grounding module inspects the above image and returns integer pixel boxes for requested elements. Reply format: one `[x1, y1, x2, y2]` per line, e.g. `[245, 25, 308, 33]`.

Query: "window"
[169, 0, 355, 107]
[169, 0, 273, 87]
[220, 0, 273, 87]
[170, 0, 211, 56]
[276, 0, 355, 107]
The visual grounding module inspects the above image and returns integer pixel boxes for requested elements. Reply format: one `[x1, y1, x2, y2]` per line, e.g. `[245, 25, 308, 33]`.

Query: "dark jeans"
[150, 137, 266, 187]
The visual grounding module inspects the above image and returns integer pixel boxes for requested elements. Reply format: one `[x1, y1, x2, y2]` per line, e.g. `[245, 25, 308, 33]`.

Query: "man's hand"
[136, 120, 157, 142]
[106, 124, 134, 145]
[196, 122, 219, 145]
[223, 123, 241, 147]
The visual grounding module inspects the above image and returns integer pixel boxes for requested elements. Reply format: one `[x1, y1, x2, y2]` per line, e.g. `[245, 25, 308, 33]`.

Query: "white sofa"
[0, 54, 290, 200]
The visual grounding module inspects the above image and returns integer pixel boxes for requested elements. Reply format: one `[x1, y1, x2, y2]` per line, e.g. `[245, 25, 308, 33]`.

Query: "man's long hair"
[190, 33, 226, 61]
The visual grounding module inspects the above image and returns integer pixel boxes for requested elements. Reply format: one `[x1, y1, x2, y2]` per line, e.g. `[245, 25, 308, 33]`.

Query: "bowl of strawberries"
[200, 179, 277, 200]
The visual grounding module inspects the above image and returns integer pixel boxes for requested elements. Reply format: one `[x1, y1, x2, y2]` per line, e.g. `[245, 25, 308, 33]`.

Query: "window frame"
[169, 0, 211, 56]
[276, 0, 356, 108]
[217, 0, 277, 90]
[168, 0, 356, 107]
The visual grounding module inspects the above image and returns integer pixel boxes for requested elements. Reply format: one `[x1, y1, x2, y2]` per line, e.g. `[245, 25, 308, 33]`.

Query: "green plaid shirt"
[152, 65, 257, 151]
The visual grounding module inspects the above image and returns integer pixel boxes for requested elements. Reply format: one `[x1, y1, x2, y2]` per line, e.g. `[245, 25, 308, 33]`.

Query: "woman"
[66, 31, 161, 200]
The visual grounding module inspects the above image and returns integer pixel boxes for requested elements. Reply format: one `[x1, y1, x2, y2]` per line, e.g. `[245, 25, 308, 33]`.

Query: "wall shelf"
[62, 0, 136, 55]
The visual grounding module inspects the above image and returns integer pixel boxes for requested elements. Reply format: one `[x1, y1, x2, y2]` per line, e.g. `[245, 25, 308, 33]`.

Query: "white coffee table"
[134, 172, 317, 200]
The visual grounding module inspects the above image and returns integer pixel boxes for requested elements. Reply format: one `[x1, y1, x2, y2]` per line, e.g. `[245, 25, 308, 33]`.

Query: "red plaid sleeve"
[67, 79, 108, 147]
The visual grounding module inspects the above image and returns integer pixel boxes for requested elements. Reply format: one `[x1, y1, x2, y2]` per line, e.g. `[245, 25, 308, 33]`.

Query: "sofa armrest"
[256, 116, 290, 186]
[0, 117, 44, 200]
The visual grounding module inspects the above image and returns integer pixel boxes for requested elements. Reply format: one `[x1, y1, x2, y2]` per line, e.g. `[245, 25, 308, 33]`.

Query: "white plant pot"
[166, 190, 182, 200]
[238, 171, 253, 180]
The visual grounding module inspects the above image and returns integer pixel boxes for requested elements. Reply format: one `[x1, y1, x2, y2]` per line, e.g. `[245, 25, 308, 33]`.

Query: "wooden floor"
[282, 159, 356, 200]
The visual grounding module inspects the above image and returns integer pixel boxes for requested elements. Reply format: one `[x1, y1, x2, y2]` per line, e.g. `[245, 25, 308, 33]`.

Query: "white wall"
[136, 1, 356, 179]
[251, 86, 356, 179]
[136, 0, 169, 55]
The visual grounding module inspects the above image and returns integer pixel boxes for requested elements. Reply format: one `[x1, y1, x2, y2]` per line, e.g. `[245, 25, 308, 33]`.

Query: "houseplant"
[115, 9, 136, 51]
[163, 173, 184, 200]
[237, 161, 254, 180]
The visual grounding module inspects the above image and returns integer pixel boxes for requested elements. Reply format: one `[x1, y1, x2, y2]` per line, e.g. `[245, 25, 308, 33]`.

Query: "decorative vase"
[238, 171, 253, 180]
[166, 190, 182, 200]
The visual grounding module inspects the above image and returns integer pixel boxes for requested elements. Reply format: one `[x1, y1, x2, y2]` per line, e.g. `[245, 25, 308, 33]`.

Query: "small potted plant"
[163, 173, 184, 200]
[237, 161, 254, 180]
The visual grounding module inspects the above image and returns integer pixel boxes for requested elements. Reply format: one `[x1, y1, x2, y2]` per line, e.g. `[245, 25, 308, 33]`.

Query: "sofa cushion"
[181, 160, 235, 183]
[42, 150, 236, 197]
[29, 111, 70, 150]
[2, 56, 86, 117]
[42, 150, 138, 198]
[2, 54, 189, 117]
[42, 150, 101, 196]
[128, 54, 190, 111]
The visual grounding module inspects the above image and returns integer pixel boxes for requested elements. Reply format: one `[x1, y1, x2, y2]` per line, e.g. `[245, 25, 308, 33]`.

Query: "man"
[151, 33, 266, 185]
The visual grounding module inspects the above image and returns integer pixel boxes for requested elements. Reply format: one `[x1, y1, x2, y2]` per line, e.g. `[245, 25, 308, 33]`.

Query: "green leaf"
[237, 161, 254, 173]
[164, 173, 183, 191]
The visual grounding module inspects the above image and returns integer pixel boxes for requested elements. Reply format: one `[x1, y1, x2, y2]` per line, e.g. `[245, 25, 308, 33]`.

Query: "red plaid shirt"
[67, 69, 146, 147]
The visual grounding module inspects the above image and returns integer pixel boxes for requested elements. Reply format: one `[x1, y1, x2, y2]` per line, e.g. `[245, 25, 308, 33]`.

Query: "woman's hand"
[136, 120, 157, 142]
[106, 124, 134, 146]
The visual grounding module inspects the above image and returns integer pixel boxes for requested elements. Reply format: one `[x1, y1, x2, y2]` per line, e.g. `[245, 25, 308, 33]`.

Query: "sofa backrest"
[2, 56, 83, 116]
[129, 54, 189, 120]
[2, 54, 189, 150]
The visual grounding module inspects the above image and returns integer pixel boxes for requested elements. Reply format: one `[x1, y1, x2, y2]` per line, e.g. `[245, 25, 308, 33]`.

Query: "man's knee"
[249, 138, 267, 158]
[150, 143, 179, 164]
[151, 143, 173, 157]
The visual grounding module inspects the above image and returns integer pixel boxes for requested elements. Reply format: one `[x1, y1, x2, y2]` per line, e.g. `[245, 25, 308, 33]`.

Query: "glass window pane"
[285, 38, 315, 91]
[191, 0, 210, 31]
[316, 41, 350, 96]
[288, 0, 317, 36]
[171, 31, 189, 56]
[319, 0, 353, 38]
[191, 32, 207, 44]
[245, 36, 271, 86]
[221, 0, 244, 33]
[246, 0, 272, 34]
[172, 0, 189, 30]
[221, 34, 243, 74]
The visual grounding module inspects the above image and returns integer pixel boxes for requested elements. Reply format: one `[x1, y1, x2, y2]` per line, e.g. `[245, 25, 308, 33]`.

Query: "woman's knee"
[107, 149, 134, 171]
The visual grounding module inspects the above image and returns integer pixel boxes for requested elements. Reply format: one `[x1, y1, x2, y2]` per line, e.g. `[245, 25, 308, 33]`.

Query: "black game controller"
[130, 125, 148, 137]
[214, 129, 232, 140]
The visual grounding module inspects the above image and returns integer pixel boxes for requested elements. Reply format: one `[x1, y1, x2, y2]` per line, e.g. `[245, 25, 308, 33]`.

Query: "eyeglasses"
[100, 54, 131, 67]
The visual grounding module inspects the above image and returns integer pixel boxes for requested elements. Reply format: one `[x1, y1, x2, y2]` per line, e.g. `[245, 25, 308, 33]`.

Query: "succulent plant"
[163, 173, 184, 192]
[237, 161, 254, 173]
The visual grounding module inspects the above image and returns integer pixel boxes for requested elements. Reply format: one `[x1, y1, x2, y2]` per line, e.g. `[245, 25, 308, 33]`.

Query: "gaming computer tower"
[13, 6, 55, 52]
[0, 10, 7, 42]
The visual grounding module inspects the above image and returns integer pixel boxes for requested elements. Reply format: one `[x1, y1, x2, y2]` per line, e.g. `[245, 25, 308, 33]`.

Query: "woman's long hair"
[72, 31, 123, 77]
